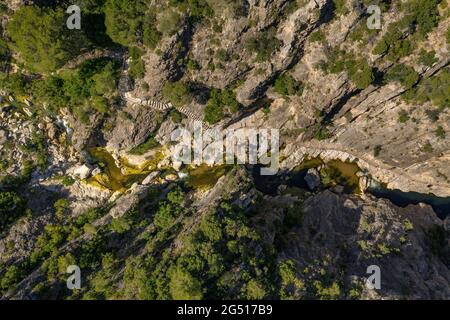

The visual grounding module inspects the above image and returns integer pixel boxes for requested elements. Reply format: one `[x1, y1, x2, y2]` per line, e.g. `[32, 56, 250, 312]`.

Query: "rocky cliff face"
[0, 0, 449, 300]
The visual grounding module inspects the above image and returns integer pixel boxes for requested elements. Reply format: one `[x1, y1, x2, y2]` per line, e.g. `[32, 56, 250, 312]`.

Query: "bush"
[0, 265, 22, 293]
[373, 145, 382, 157]
[170, 109, 184, 123]
[153, 188, 185, 230]
[385, 64, 419, 89]
[274, 74, 304, 97]
[215, 48, 229, 62]
[314, 127, 332, 141]
[278, 260, 304, 299]
[105, 0, 147, 46]
[309, 30, 326, 43]
[162, 81, 192, 108]
[169, 266, 203, 300]
[386, 39, 412, 62]
[319, 50, 374, 89]
[206, 0, 247, 18]
[397, 110, 410, 123]
[110, 217, 131, 234]
[187, 59, 200, 71]
[204, 88, 240, 124]
[372, 0, 441, 59]
[422, 142, 433, 153]
[406, 0, 441, 37]
[143, 13, 162, 49]
[348, 61, 374, 90]
[31, 59, 119, 118]
[245, 27, 281, 62]
[54, 199, 70, 220]
[129, 135, 160, 155]
[0, 72, 27, 96]
[403, 69, 450, 109]
[333, 0, 348, 16]
[157, 8, 183, 36]
[373, 39, 389, 55]
[0, 192, 25, 233]
[418, 50, 438, 67]
[435, 126, 445, 139]
[7, 6, 89, 73]
[425, 109, 441, 122]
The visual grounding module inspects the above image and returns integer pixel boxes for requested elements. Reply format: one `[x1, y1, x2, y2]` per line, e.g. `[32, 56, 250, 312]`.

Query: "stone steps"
[123, 93, 212, 129]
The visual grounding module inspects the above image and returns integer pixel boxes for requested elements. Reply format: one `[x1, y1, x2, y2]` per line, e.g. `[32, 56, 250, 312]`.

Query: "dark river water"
[252, 160, 450, 220]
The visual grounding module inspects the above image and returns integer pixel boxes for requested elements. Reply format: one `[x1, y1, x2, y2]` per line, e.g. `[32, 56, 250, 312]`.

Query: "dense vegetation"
[273, 74, 304, 97]
[7, 6, 89, 73]
[319, 49, 374, 90]
[372, 0, 442, 61]
[245, 28, 281, 62]
[30, 58, 120, 121]
[204, 89, 240, 124]
[0, 191, 26, 234]
[403, 69, 450, 109]
[1, 0, 449, 301]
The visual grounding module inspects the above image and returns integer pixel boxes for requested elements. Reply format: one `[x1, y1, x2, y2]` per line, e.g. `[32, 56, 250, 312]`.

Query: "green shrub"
[206, 0, 247, 18]
[373, 145, 382, 157]
[348, 62, 375, 90]
[435, 126, 445, 139]
[245, 27, 281, 62]
[372, 0, 441, 60]
[0, 191, 25, 233]
[7, 6, 89, 73]
[169, 109, 185, 123]
[54, 199, 70, 220]
[278, 260, 304, 299]
[204, 88, 240, 124]
[386, 39, 412, 62]
[319, 50, 374, 89]
[91, 96, 109, 114]
[169, 266, 203, 300]
[373, 39, 389, 55]
[418, 50, 438, 67]
[309, 30, 326, 43]
[0, 265, 22, 293]
[314, 281, 341, 300]
[143, 14, 162, 49]
[403, 69, 450, 109]
[397, 110, 410, 123]
[215, 48, 229, 62]
[129, 135, 160, 155]
[425, 109, 441, 122]
[274, 74, 304, 97]
[162, 81, 193, 108]
[422, 142, 433, 153]
[333, 0, 348, 16]
[157, 8, 183, 36]
[153, 188, 185, 230]
[314, 127, 332, 141]
[385, 64, 419, 89]
[105, 0, 147, 46]
[30, 59, 119, 119]
[110, 217, 131, 234]
[187, 59, 200, 71]
[0, 72, 27, 96]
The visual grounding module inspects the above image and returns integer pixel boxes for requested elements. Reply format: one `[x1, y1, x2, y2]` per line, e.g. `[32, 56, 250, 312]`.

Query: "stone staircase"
[123, 92, 212, 129]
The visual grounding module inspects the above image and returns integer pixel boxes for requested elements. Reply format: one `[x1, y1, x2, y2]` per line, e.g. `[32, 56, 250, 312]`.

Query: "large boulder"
[73, 164, 93, 180]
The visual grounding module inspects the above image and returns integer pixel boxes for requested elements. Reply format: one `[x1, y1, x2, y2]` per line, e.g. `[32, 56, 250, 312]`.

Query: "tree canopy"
[7, 6, 89, 73]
